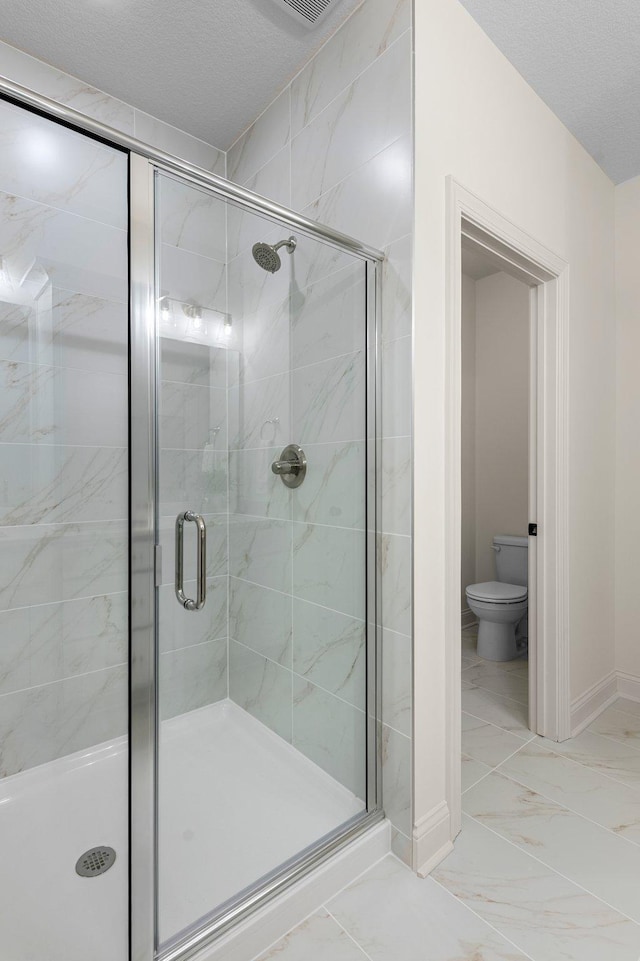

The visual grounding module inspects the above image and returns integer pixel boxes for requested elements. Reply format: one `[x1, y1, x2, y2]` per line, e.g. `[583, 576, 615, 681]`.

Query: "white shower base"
[0, 699, 364, 961]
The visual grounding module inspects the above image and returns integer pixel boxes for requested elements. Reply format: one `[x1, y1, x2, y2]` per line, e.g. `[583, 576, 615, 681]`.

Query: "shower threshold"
[0, 699, 364, 961]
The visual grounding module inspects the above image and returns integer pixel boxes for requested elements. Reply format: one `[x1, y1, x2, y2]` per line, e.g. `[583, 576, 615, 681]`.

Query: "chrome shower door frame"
[131, 157, 384, 961]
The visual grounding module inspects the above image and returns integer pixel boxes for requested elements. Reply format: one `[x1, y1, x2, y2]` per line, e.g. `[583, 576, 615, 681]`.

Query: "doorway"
[460, 241, 533, 791]
[445, 179, 571, 838]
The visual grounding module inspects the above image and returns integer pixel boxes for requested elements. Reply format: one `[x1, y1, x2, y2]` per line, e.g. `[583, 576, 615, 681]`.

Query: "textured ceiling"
[458, 0, 640, 184]
[0, 0, 362, 149]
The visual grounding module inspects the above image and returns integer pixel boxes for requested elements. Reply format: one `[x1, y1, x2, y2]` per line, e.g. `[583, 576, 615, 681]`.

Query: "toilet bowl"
[465, 582, 528, 661]
[465, 534, 528, 661]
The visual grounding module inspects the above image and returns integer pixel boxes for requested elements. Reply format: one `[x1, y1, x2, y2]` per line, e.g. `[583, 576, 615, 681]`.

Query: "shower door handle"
[175, 511, 207, 611]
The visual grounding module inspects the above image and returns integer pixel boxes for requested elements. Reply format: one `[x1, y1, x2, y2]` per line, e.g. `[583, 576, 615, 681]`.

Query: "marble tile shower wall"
[226, 217, 369, 801]
[225, 0, 413, 860]
[0, 41, 227, 775]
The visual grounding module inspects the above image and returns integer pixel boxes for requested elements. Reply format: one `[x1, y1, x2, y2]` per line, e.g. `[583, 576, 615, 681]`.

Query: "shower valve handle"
[271, 444, 307, 489]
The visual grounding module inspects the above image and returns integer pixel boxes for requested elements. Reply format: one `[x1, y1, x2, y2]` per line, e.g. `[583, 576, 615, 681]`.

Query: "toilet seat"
[466, 581, 527, 604]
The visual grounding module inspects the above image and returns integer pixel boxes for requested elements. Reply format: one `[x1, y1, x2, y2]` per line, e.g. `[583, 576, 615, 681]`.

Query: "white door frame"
[444, 178, 571, 837]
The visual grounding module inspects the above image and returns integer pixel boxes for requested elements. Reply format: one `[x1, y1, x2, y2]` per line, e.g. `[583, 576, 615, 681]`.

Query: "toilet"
[465, 535, 528, 661]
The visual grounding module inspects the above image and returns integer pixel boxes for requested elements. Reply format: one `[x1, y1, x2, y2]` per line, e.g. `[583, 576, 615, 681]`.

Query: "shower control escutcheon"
[271, 444, 307, 489]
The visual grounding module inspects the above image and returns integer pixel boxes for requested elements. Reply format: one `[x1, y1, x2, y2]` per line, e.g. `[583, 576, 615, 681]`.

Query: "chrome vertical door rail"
[129, 153, 157, 961]
[366, 259, 383, 811]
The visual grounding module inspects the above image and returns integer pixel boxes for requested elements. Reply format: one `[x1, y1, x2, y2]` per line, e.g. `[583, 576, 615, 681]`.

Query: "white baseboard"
[195, 820, 390, 961]
[413, 800, 452, 878]
[461, 608, 476, 630]
[616, 672, 640, 703]
[570, 672, 618, 737]
[570, 671, 640, 737]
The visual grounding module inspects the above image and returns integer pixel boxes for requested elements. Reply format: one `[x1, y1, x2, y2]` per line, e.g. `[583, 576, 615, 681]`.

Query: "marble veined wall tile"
[292, 598, 365, 710]
[0, 361, 127, 448]
[160, 380, 227, 451]
[160, 340, 227, 390]
[292, 675, 366, 799]
[293, 522, 366, 620]
[0, 303, 36, 367]
[292, 351, 365, 447]
[158, 176, 226, 262]
[0, 41, 135, 136]
[291, 261, 366, 370]
[291, 34, 412, 210]
[0, 191, 128, 302]
[60, 592, 127, 678]
[226, 147, 291, 259]
[158, 577, 227, 654]
[134, 111, 225, 174]
[0, 590, 124, 694]
[229, 515, 292, 594]
[229, 447, 291, 520]
[303, 136, 412, 252]
[51, 291, 128, 375]
[159, 448, 227, 517]
[230, 293, 291, 387]
[229, 640, 292, 742]
[380, 436, 411, 537]
[381, 335, 412, 440]
[0, 99, 128, 229]
[0, 662, 127, 777]
[292, 441, 366, 530]
[433, 815, 640, 961]
[228, 372, 290, 452]
[0, 520, 127, 611]
[291, 0, 411, 136]
[382, 723, 411, 836]
[382, 234, 412, 344]
[379, 533, 411, 635]
[228, 88, 291, 186]
[229, 577, 292, 667]
[381, 628, 411, 736]
[160, 639, 227, 720]
[222, 0, 413, 855]
[56, 664, 127, 756]
[0, 680, 62, 775]
[0, 445, 127, 526]
[159, 244, 226, 314]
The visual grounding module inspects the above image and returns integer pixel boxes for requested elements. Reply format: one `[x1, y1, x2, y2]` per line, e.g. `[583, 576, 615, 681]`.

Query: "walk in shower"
[0, 82, 382, 961]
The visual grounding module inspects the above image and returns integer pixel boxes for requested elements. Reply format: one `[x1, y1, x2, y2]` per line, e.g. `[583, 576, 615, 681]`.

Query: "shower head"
[252, 236, 297, 273]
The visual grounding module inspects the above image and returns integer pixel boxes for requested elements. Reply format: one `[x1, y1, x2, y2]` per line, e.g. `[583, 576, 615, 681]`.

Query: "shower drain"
[75, 846, 116, 878]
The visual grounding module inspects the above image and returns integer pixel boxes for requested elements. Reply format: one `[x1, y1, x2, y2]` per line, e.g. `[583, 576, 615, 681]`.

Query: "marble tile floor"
[257, 631, 640, 960]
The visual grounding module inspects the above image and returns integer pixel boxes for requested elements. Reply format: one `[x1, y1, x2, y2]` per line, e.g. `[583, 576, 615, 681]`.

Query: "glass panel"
[155, 171, 369, 947]
[0, 99, 129, 960]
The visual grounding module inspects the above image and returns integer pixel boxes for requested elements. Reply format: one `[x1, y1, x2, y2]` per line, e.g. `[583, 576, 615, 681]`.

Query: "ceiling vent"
[275, 0, 337, 28]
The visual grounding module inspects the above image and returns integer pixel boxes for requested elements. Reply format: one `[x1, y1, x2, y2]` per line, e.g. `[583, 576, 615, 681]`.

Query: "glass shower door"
[153, 170, 374, 951]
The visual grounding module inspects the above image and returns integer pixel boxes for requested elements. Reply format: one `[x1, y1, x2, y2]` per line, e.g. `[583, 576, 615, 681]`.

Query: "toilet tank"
[493, 535, 528, 586]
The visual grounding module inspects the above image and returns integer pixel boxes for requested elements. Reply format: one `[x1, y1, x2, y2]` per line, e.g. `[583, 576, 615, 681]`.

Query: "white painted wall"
[414, 0, 616, 871]
[474, 272, 530, 584]
[615, 175, 640, 681]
